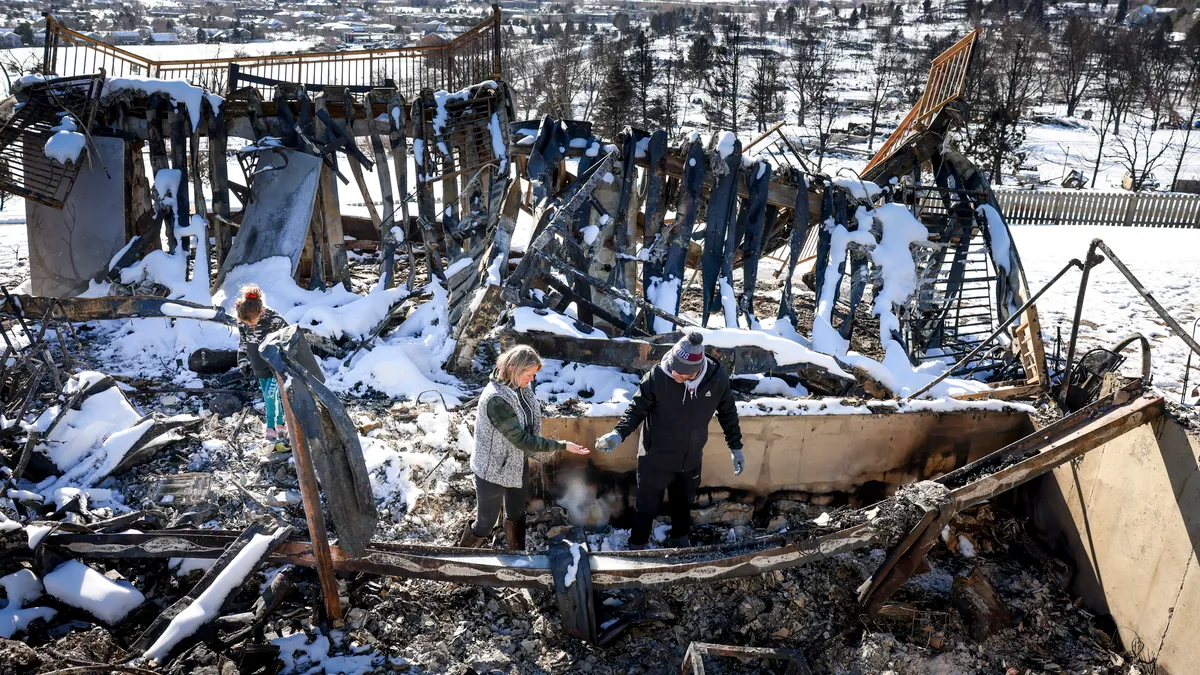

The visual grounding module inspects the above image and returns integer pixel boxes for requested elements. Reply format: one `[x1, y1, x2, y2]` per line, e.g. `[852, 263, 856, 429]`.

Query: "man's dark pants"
[630, 462, 702, 546]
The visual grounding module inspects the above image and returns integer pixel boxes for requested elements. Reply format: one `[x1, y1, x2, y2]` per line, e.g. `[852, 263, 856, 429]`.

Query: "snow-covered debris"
[33, 372, 154, 493]
[715, 131, 738, 158]
[512, 306, 603, 338]
[43, 114, 86, 164]
[273, 630, 380, 675]
[43, 560, 144, 624]
[360, 436, 435, 512]
[103, 76, 223, 130]
[24, 523, 52, 549]
[812, 202, 989, 398]
[563, 540, 585, 588]
[833, 176, 883, 201]
[169, 557, 217, 577]
[144, 532, 278, 662]
[215, 256, 410, 343]
[0, 569, 55, 639]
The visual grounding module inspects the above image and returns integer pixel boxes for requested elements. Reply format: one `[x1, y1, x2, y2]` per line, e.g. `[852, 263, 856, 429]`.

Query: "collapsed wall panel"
[542, 409, 1034, 502]
[1030, 417, 1200, 671]
[26, 136, 127, 297]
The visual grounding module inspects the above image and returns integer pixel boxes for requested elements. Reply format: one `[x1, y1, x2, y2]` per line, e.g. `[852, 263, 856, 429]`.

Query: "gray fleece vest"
[472, 380, 542, 488]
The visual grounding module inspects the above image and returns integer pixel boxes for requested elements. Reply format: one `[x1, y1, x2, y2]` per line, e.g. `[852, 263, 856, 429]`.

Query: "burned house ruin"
[1, 9, 1199, 672]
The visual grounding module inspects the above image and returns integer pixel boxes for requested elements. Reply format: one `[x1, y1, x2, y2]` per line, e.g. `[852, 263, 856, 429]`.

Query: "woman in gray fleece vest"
[458, 345, 590, 550]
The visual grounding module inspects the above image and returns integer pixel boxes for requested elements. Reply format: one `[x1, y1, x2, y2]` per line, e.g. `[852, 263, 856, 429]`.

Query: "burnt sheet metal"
[31, 373, 203, 483]
[550, 531, 597, 642]
[4, 294, 235, 325]
[737, 158, 772, 326]
[640, 129, 669, 325]
[526, 115, 567, 205]
[260, 327, 376, 557]
[606, 127, 641, 326]
[701, 141, 741, 327]
[812, 181, 835, 298]
[500, 329, 855, 396]
[778, 170, 810, 328]
[662, 138, 707, 321]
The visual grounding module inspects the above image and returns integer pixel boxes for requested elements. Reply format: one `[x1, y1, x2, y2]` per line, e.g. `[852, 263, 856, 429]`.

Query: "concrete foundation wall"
[543, 410, 1034, 504]
[1031, 417, 1200, 672]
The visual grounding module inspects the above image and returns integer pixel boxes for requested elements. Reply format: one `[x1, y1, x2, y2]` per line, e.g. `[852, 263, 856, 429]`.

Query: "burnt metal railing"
[0, 73, 105, 208]
[41, 7, 502, 101]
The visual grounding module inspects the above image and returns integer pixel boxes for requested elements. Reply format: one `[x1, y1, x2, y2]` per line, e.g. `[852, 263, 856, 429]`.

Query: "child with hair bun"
[235, 285, 290, 450]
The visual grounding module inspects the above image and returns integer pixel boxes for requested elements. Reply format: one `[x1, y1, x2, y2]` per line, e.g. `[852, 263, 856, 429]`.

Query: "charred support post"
[858, 497, 955, 615]
[550, 533, 597, 643]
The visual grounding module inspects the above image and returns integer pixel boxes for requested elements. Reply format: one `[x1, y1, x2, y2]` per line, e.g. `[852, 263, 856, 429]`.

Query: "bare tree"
[1097, 28, 1143, 137]
[703, 16, 746, 132]
[790, 24, 825, 128]
[632, 30, 654, 128]
[966, 17, 1047, 184]
[1111, 110, 1172, 191]
[503, 31, 540, 118]
[866, 26, 900, 151]
[747, 48, 784, 132]
[534, 23, 586, 119]
[806, 41, 840, 170]
[1052, 15, 1098, 118]
[1171, 47, 1200, 188]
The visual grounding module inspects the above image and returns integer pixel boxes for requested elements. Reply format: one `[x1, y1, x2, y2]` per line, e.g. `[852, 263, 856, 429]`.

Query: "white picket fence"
[994, 189, 1200, 228]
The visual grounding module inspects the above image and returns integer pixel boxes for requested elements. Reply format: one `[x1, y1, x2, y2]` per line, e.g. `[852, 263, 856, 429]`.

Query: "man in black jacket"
[595, 332, 743, 549]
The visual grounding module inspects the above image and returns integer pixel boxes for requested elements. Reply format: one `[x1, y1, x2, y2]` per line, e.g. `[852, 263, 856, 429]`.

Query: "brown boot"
[456, 523, 486, 548]
[503, 517, 526, 551]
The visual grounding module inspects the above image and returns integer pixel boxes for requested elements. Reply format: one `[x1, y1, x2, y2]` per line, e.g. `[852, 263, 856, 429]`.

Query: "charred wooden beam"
[132, 524, 291, 662]
[500, 329, 855, 395]
[3, 294, 235, 325]
[681, 642, 811, 675]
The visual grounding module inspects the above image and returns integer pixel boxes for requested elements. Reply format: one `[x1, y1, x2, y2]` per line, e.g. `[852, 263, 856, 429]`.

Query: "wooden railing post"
[492, 4, 503, 80]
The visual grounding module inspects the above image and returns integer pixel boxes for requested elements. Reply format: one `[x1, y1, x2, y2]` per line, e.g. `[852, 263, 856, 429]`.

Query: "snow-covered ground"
[1011, 225, 1200, 403]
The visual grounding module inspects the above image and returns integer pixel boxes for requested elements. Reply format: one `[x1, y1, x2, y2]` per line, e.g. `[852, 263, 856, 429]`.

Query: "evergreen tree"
[1115, 0, 1128, 23]
[849, 7, 860, 27]
[15, 22, 34, 45]
[596, 51, 635, 138]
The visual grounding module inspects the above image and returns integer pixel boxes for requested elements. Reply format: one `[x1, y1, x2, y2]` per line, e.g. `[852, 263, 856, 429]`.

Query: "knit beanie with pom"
[670, 331, 706, 376]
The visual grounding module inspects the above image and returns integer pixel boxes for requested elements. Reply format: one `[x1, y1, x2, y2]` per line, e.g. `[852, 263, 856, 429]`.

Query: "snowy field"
[1011, 225, 1200, 403]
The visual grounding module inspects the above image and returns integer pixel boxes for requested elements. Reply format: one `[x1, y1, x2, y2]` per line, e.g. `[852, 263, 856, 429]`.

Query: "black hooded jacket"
[613, 355, 742, 472]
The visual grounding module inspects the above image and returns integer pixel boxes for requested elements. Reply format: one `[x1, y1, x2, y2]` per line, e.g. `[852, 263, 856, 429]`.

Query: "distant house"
[107, 30, 143, 45]
[0, 31, 22, 49]
[415, 32, 445, 48]
[150, 32, 179, 44]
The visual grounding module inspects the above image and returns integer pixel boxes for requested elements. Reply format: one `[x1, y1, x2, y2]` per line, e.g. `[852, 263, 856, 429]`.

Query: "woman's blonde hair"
[495, 345, 542, 388]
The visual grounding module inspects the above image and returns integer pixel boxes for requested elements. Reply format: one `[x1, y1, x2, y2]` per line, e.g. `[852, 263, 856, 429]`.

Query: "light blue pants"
[258, 377, 285, 429]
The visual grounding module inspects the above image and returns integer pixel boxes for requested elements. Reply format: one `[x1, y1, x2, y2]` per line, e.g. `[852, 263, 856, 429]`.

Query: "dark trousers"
[630, 464, 702, 546]
[471, 472, 527, 537]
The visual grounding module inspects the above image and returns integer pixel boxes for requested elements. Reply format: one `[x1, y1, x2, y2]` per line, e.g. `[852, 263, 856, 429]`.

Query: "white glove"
[595, 431, 621, 454]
